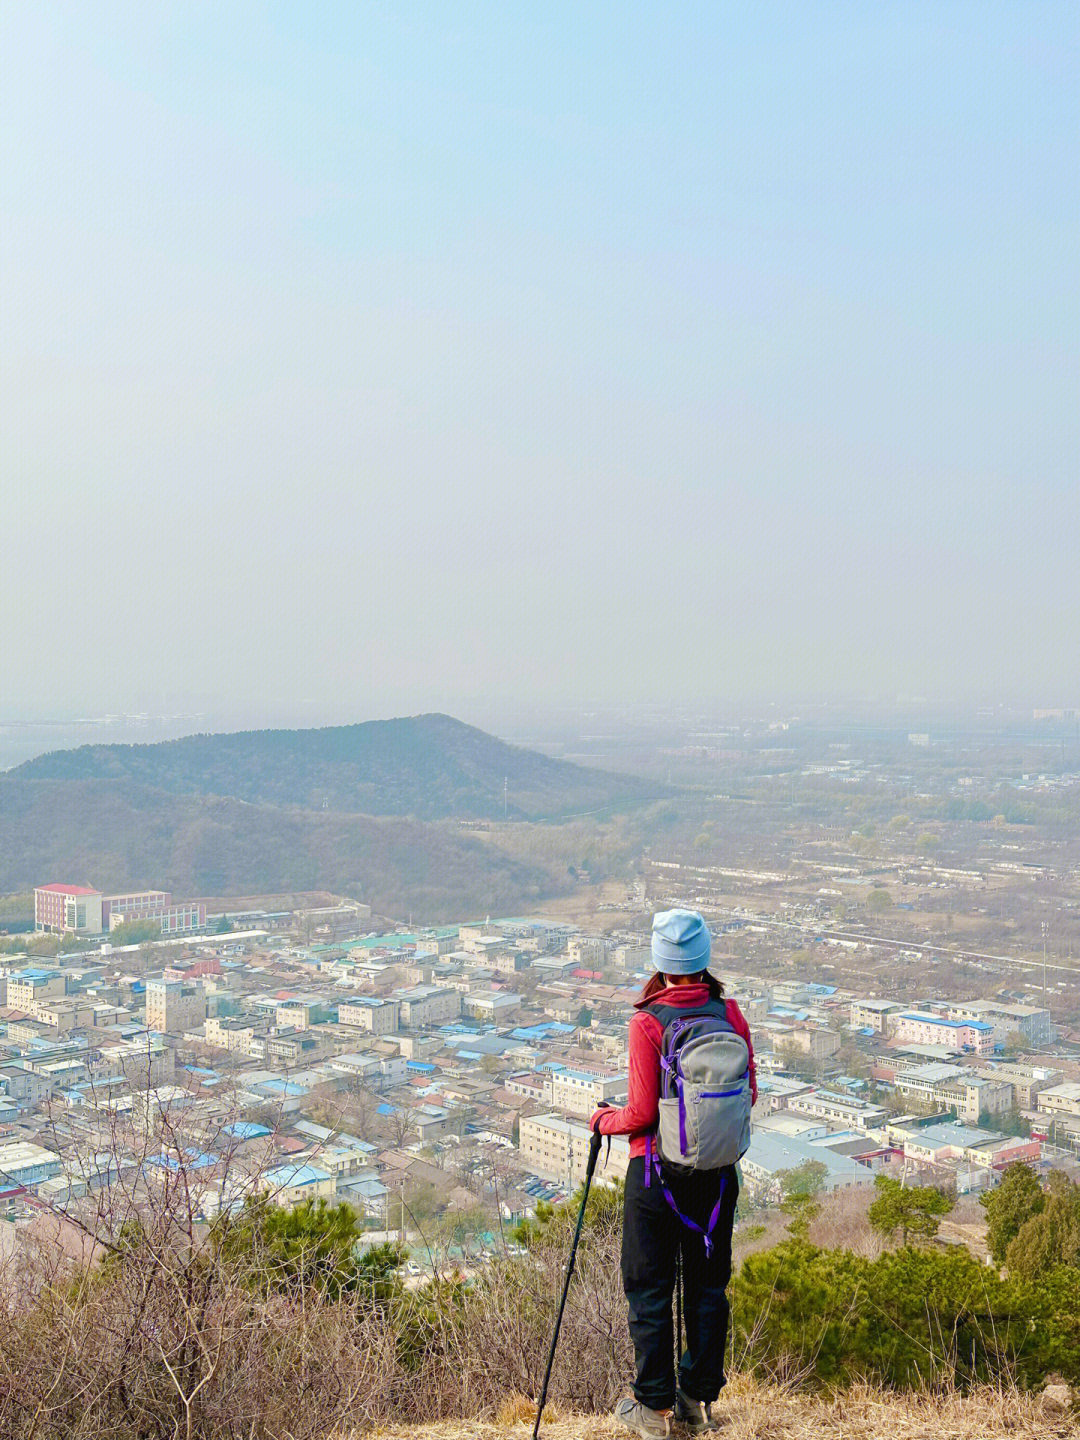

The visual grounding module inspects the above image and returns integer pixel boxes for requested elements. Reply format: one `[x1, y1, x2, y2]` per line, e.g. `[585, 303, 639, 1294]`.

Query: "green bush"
[732, 1235, 1080, 1389]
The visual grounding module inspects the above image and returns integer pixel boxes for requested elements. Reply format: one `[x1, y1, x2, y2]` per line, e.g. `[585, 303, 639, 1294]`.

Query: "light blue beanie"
[651, 908, 711, 975]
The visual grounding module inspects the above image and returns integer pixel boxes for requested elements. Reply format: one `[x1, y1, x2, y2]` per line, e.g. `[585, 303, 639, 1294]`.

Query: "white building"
[337, 997, 400, 1034]
[462, 990, 522, 1022]
[146, 978, 206, 1035]
[548, 1067, 627, 1119]
[394, 986, 462, 1028]
[518, 1113, 630, 1183]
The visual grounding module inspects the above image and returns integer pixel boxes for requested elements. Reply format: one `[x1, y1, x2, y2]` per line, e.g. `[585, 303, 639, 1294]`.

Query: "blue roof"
[265, 1163, 331, 1187]
[148, 1150, 218, 1171]
[406, 1061, 436, 1073]
[376, 1103, 399, 1116]
[222, 1121, 271, 1140]
[900, 1014, 993, 1032]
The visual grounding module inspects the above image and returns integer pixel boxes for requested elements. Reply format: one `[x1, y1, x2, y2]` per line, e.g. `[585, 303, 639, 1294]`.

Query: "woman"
[591, 909, 757, 1438]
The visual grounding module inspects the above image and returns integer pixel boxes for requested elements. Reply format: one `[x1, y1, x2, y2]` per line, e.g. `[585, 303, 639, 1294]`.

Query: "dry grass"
[358, 1376, 1077, 1440]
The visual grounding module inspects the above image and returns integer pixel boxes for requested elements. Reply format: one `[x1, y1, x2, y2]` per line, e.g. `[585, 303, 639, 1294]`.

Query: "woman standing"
[591, 910, 757, 1437]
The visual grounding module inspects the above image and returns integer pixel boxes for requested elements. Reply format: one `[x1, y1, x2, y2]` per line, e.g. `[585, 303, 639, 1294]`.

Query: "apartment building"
[0, 1064, 57, 1106]
[265, 1031, 324, 1065]
[895, 1062, 969, 1106]
[462, 990, 522, 1022]
[494, 950, 530, 975]
[612, 944, 652, 972]
[1036, 1082, 1080, 1121]
[788, 1090, 889, 1132]
[568, 936, 612, 968]
[31, 997, 97, 1033]
[518, 1113, 630, 1184]
[849, 999, 904, 1034]
[146, 978, 207, 1035]
[204, 1016, 265, 1056]
[985, 1062, 1062, 1109]
[96, 1037, 176, 1088]
[548, 1067, 627, 1119]
[894, 1013, 994, 1056]
[394, 986, 461, 1028]
[337, 997, 400, 1034]
[947, 1001, 1051, 1048]
[936, 1073, 1014, 1125]
[784, 1025, 841, 1060]
[276, 998, 331, 1029]
[7, 969, 66, 1010]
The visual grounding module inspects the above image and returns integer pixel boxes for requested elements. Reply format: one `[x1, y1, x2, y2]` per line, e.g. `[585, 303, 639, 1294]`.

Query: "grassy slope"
[362, 1377, 1073, 1440]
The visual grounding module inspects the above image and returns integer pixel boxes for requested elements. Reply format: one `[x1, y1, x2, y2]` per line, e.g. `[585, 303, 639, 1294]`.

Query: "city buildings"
[0, 894, 1068, 1251]
[34, 883, 206, 937]
[894, 1013, 995, 1056]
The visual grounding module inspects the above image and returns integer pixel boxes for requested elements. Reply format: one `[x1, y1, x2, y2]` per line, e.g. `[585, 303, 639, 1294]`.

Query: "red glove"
[590, 1102, 611, 1133]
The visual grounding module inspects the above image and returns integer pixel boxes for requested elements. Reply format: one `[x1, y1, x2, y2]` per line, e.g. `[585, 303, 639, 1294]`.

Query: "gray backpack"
[647, 999, 752, 1173]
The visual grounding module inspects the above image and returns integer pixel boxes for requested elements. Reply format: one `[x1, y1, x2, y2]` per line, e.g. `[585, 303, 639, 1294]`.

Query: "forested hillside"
[0, 778, 565, 921]
[12, 713, 658, 821]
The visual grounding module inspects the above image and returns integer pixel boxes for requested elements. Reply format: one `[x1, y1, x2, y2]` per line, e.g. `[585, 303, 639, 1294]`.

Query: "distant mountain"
[0, 778, 565, 922]
[12, 713, 655, 821]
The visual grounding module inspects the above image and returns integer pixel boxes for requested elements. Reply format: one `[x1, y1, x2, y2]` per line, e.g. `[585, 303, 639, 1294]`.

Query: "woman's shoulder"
[629, 1005, 665, 1034]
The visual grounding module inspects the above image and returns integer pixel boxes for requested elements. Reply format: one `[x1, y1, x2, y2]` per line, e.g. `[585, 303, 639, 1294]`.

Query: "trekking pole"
[675, 1247, 684, 1371]
[532, 1127, 603, 1440]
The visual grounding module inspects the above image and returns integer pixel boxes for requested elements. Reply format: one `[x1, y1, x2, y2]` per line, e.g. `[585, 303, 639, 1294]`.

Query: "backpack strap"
[643, 1137, 728, 1259]
[643, 998, 730, 1030]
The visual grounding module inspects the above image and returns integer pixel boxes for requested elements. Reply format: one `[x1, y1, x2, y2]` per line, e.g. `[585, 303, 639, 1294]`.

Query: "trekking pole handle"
[586, 1126, 603, 1172]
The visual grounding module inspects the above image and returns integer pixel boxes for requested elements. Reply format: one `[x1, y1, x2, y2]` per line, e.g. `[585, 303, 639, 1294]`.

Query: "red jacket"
[590, 982, 757, 1159]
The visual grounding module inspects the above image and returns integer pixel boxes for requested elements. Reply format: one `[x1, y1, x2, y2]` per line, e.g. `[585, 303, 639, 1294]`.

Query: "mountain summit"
[12, 712, 655, 822]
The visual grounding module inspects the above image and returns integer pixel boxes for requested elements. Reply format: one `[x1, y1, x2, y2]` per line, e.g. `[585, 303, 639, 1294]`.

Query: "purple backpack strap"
[645, 1147, 727, 1258]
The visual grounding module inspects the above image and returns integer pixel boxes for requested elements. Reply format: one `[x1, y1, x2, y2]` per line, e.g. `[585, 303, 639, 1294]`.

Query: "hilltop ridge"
[0, 714, 662, 917]
[11, 712, 659, 821]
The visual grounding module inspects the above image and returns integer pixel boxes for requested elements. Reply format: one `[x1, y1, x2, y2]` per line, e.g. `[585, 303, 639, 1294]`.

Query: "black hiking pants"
[620, 1155, 738, 1411]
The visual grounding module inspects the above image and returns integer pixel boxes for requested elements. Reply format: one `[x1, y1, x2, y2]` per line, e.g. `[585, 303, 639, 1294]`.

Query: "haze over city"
[3, 2, 1078, 730]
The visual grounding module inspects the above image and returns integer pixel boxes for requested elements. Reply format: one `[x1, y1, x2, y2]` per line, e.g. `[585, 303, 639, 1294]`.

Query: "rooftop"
[900, 1014, 994, 1032]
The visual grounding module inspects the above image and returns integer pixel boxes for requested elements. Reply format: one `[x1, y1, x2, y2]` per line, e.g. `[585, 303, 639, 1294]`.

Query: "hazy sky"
[3, 2, 1078, 723]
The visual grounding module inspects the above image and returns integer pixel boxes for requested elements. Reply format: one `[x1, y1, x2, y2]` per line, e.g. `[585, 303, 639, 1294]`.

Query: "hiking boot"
[674, 1389, 721, 1432]
[613, 1396, 672, 1438]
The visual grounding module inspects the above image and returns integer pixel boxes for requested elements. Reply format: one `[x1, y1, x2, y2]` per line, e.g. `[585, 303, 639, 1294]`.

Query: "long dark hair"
[640, 969, 725, 1003]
